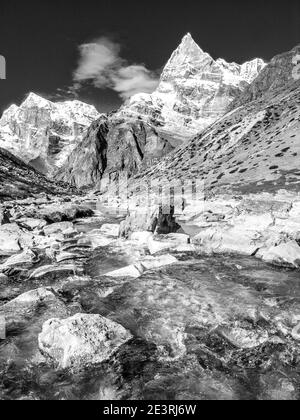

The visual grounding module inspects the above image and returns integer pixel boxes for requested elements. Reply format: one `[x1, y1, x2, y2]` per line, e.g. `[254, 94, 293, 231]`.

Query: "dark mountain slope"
[0, 147, 73, 201]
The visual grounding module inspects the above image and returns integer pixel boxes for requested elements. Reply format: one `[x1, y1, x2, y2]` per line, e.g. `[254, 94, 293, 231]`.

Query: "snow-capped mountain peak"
[0, 93, 100, 173]
[161, 33, 213, 81]
[22, 92, 52, 108]
[125, 33, 266, 142]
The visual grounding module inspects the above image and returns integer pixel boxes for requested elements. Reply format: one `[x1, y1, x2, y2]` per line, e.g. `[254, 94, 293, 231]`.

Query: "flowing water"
[0, 213, 299, 400]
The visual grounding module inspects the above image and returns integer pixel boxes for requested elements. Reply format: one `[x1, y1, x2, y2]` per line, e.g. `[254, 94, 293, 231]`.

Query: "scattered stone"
[220, 326, 269, 349]
[106, 264, 143, 279]
[56, 251, 87, 263]
[106, 255, 178, 278]
[43, 222, 74, 237]
[140, 254, 178, 271]
[40, 205, 93, 223]
[38, 313, 132, 370]
[0, 249, 36, 270]
[17, 218, 47, 231]
[29, 264, 79, 279]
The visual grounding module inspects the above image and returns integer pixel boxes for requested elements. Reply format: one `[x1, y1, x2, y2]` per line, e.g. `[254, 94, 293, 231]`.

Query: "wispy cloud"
[73, 37, 159, 99]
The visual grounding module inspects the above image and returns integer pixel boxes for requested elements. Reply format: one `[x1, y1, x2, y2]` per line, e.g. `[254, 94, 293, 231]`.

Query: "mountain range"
[0, 34, 299, 198]
[57, 34, 266, 187]
[0, 93, 99, 175]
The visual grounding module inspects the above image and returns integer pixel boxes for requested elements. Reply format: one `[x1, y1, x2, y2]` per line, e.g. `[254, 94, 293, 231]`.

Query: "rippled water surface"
[0, 216, 299, 400]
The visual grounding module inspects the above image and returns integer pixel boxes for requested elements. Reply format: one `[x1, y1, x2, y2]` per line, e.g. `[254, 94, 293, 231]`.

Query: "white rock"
[99, 224, 120, 238]
[140, 254, 178, 270]
[7, 287, 56, 305]
[192, 226, 261, 255]
[106, 254, 178, 279]
[106, 264, 143, 279]
[43, 222, 74, 237]
[259, 241, 300, 268]
[130, 231, 154, 246]
[86, 230, 116, 249]
[220, 327, 269, 349]
[38, 314, 132, 370]
[291, 323, 300, 341]
[55, 252, 79, 263]
[18, 218, 47, 231]
[0, 223, 34, 255]
[29, 264, 78, 279]
[0, 249, 36, 269]
[148, 233, 190, 255]
[173, 243, 197, 253]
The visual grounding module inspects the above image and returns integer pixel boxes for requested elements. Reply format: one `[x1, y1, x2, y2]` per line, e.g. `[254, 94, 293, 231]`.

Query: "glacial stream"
[0, 209, 299, 400]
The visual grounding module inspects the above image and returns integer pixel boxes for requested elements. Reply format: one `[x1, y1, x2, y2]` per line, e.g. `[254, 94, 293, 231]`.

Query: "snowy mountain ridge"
[123, 33, 266, 142]
[0, 92, 100, 173]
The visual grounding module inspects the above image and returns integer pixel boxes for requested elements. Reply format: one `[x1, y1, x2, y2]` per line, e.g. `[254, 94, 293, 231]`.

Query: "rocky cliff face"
[57, 112, 174, 188]
[56, 115, 109, 188]
[59, 34, 265, 188]
[0, 93, 100, 174]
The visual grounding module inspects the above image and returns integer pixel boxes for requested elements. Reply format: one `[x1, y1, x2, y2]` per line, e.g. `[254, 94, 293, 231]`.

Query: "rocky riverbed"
[0, 194, 299, 400]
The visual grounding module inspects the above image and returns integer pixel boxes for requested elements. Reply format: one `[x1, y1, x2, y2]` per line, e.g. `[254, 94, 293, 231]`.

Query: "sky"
[0, 0, 299, 114]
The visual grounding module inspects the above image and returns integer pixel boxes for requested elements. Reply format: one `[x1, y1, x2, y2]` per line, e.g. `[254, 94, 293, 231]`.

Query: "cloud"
[73, 37, 159, 99]
[111, 65, 160, 99]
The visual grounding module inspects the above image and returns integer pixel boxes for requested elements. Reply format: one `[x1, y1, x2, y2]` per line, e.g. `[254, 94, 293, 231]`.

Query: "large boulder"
[120, 206, 180, 238]
[29, 264, 80, 280]
[258, 241, 300, 268]
[0, 248, 36, 271]
[0, 223, 34, 255]
[192, 225, 262, 256]
[38, 313, 132, 370]
[43, 222, 74, 237]
[105, 255, 178, 278]
[39, 205, 93, 223]
[17, 218, 47, 231]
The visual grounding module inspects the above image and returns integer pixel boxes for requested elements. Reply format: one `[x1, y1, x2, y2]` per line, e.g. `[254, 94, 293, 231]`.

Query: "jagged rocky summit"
[125, 33, 265, 142]
[58, 34, 265, 188]
[0, 93, 100, 175]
